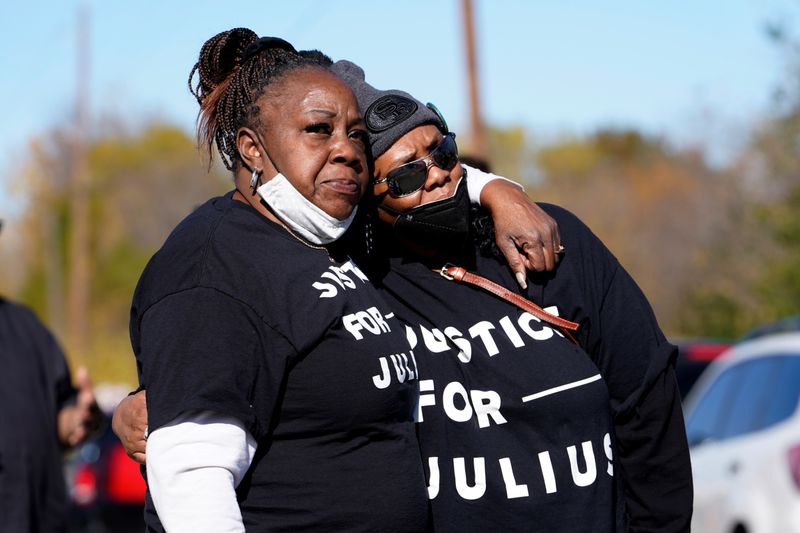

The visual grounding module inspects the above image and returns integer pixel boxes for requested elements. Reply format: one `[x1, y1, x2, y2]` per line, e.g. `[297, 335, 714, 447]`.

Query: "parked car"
[673, 338, 733, 399]
[742, 315, 800, 341]
[683, 332, 800, 533]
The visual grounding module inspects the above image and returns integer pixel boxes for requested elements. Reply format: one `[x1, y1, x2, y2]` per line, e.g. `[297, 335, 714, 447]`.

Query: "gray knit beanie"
[331, 60, 445, 158]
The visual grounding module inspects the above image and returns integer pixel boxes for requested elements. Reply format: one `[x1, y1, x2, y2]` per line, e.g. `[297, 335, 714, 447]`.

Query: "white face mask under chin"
[256, 173, 357, 245]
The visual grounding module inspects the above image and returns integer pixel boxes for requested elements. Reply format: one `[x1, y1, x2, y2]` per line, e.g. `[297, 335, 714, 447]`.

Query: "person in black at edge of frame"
[0, 220, 103, 532]
[121, 28, 561, 533]
[114, 55, 693, 532]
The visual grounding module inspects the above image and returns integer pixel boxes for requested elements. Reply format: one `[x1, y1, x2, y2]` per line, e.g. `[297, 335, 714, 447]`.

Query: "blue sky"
[0, 0, 795, 215]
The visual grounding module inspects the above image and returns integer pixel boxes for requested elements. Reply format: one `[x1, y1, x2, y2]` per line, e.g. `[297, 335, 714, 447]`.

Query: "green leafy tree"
[748, 114, 800, 322]
[11, 122, 228, 384]
[531, 129, 753, 338]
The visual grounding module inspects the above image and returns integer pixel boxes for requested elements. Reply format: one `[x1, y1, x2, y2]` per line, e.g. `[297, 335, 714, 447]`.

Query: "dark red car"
[673, 339, 732, 399]
[67, 415, 146, 532]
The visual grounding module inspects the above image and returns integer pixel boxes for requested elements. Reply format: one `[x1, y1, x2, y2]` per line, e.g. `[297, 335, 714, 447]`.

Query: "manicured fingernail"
[515, 272, 527, 289]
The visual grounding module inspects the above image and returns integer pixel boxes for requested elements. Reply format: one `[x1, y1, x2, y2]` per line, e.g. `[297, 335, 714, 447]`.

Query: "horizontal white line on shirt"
[521, 374, 602, 403]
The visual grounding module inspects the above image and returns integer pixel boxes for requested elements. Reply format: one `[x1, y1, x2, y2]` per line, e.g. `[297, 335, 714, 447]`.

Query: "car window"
[719, 358, 778, 440]
[686, 364, 745, 446]
[759, 354, 800, 431]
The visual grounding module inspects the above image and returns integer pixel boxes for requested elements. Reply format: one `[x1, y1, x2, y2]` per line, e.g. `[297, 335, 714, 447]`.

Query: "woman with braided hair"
[130, 28, 430, 531]
[127, 27, 560, 532]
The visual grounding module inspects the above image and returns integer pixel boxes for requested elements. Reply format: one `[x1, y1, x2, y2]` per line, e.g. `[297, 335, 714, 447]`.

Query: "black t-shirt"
[131, 192, 429, 532]
[0, 299, 76, 533]
[374, 204, 692, 532]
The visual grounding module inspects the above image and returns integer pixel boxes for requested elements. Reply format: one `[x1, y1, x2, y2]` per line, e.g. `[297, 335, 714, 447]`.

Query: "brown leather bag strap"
[438, 263, 580, 346]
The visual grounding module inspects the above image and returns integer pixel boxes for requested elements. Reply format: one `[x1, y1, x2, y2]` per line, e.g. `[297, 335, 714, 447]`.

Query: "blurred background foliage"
[475, 24, 800, 344]
[1, 21, 799, 387]
[2, 124, 228, 383]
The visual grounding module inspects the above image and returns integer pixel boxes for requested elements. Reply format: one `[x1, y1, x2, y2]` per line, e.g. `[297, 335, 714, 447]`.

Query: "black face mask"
[380, 176, 471, 252]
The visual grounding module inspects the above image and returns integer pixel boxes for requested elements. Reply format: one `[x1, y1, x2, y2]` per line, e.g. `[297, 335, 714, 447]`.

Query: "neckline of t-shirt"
[223, 190, 340, 257]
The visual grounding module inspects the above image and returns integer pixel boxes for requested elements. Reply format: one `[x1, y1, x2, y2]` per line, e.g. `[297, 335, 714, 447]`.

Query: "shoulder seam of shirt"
[194, 197, 236, 286]
[599, 259, 622, 311]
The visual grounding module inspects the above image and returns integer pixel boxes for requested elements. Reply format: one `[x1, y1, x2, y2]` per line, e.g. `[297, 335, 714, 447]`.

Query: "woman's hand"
[480, 179, 561, 288]
[112, 390, 148, 464]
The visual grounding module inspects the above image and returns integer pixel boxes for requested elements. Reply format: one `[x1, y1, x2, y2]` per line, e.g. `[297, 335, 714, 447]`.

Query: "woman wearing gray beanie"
[330, 59, 693, 533]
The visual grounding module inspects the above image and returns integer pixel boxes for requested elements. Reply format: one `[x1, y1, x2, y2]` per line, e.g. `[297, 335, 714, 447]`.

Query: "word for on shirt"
[413, 371, 604, 429]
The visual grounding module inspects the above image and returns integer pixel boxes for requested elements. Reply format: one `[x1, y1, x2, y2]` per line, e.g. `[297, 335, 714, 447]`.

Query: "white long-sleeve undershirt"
[462, 164, 524, 205]
[146, 412, 257, 533]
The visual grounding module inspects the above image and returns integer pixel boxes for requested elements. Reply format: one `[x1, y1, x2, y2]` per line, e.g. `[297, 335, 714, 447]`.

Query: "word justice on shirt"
[365, 306, 571, 393]
[312, 260, 371, 299]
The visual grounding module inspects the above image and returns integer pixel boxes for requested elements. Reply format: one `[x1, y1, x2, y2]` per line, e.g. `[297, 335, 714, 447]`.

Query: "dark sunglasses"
[375, 132, 459, 197]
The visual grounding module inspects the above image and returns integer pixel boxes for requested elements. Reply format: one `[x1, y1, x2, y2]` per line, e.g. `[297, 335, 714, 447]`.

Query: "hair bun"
[192, 28, 259, 98]
[241, 36, 297, 64]
[191, 28, 332, 171]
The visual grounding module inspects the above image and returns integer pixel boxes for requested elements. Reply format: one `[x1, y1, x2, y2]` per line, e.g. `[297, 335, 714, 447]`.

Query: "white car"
[684, 332, 800, 533]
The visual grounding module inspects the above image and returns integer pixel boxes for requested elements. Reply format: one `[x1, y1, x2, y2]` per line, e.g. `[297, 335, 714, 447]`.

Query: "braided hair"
[188, 28, 333, 170]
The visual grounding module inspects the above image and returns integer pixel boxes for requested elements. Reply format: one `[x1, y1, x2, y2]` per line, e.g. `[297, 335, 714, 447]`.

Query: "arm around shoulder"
[462, 164, 562, 278]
